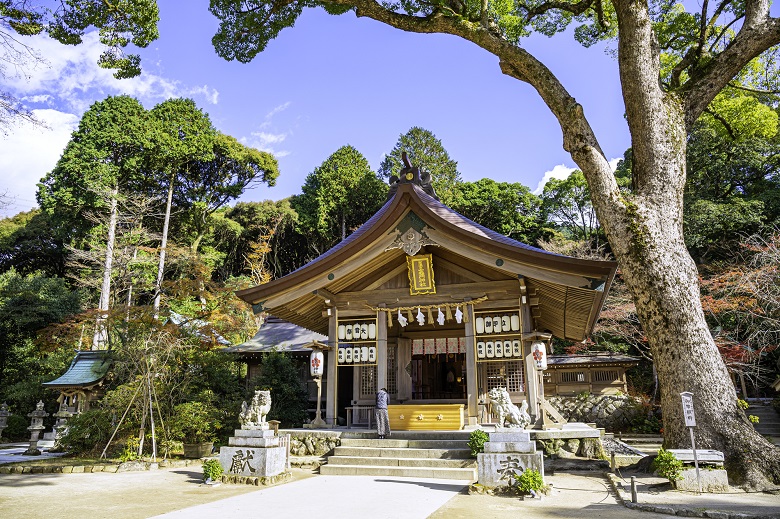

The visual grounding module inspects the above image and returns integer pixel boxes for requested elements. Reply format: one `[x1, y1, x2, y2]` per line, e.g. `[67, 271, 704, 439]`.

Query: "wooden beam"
[425, 228, 598, 289]
[361, 262, 408, 291]
[333, 280, 519, 308]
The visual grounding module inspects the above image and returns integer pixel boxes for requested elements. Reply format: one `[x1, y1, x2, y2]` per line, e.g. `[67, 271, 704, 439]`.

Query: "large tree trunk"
[93, 185, 119, 349]
[595, 0, 780, 489]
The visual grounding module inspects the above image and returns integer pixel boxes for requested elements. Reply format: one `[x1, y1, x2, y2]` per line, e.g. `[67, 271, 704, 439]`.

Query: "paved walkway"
[153, 475, 473, 519]
[0, 444, 65, 465]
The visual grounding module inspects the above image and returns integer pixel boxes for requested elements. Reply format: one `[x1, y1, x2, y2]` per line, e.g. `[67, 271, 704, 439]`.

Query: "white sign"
[681, 391, 696, 427]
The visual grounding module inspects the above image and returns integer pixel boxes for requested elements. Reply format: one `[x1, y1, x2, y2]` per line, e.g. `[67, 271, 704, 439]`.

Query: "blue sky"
[0, 1, 629, 217]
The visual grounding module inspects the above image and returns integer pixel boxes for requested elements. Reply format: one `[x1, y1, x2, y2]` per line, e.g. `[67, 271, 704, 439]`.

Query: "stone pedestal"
[675, 468, 730, 492]
[477, 430, 545, 488]
[219, 428, 286, 477]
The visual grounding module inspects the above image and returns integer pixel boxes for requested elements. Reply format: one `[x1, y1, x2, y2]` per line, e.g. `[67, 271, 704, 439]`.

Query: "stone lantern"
[23, 401, 49, 455]
[52, 402, 74, 442]
[0, 402, 10, 440]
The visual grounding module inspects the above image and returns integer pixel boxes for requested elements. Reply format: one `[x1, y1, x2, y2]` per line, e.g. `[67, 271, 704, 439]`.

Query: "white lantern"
[338, 347, 346, 364]
[531, 340, 547, 370]
[310, 350, 324, 377]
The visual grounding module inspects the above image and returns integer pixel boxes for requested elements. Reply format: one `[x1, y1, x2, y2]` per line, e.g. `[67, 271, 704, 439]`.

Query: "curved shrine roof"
[236, 180, 617, 341]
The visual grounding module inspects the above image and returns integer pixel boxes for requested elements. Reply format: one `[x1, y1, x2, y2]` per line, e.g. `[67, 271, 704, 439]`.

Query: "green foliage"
[293, 145, 386, 255]
[468, 429, 490, 457]
[59, 408, 117, 456]
[449, 179, 546, 244]
[378, 127, 462, 205]
[749, 415, 760, 424]
[631, 414, 662, 434]
[119, 437, 142, 462]
[170, 396, 222, 444]
[3, 414, 28, 441]
[248, 351, 308, 428]
[541, 170, 603, 245]
[737, 399, 749, 410]
[0, 270, 81, 411]
[202, 458, 224, 481]
[653, 448, 684, 482]
[514, 468, 546, 494]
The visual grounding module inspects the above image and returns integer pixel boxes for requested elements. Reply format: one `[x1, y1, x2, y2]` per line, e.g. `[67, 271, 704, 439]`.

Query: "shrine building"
[233, 161, 618, 430]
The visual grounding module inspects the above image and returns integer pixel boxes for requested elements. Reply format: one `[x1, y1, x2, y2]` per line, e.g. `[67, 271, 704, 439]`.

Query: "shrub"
[119, 437, 141, 462]
[248, 351, 308, 427]
[468, 429, 490, 457]
[514, 468, 546, 494]
[59, 408, 117, 456]
[653, 448, 683, 482]
[202, 458, 224, 482]
[3, 414, 29, 441]
[170, 398, 222, 444]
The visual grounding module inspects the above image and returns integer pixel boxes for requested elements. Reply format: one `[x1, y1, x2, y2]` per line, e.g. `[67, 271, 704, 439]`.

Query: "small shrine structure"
[42, 350, 111, 413]
[235, 159, 617, 429]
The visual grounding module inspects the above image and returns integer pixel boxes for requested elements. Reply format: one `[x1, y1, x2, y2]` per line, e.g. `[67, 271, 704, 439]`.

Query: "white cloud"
[533, 164, 576, 194]
[6, 32, 220, 113]
[243, 103, 292, 158]
[0, 109, 78, 217]
[532, 159, 622, 195]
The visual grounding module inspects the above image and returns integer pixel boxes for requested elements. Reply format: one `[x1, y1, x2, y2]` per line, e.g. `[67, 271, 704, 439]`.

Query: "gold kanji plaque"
[407, 254, 436, 295]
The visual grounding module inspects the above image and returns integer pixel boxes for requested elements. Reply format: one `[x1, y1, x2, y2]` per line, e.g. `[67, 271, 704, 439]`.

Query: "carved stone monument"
[478, 389, 542, 488]
[23, 401, 49, 455]
[219, 390, 286, 478]
[477, 430, 545, 488]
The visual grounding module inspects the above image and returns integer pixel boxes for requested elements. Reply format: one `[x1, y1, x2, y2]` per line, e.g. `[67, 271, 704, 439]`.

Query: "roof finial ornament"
[387, 152, 439, 201]
[402, 151, 412, 168]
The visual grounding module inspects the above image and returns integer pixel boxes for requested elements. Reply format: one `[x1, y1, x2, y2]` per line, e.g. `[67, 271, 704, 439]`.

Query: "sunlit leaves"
[210, 0, 309, 63]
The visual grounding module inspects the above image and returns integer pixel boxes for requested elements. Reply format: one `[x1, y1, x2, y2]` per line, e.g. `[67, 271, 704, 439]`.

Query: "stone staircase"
[617, 434, 664, 456]
[319, 432, 477, 480]
[748, 401, 780, 440]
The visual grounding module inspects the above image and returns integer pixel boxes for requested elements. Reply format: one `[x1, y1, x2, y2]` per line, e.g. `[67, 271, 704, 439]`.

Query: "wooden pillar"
[465, 303, 478, 426]
[326, 308, 338, 427]
[521, 303, 539, 422]
[377, 309, 388, 394]
[397, 338, 412, 401]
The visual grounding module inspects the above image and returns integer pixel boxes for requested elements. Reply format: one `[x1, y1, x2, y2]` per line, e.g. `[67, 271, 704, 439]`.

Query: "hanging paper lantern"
[368, 323, 376, 339]
[338, 347, 346, 364]
[510, 314, 520, 331]
[532, 340, 548, 370]
[476, 317, 485, 334]
[310, 350, 324, 377]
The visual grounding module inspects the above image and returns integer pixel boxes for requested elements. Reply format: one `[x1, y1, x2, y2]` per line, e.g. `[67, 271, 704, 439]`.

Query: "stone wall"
[288, 433, 341, 457]
[546, 394, 643, 431]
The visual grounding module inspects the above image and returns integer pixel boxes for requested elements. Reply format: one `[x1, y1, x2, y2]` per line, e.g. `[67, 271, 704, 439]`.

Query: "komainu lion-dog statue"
[238, 389, 272, 429]
[488, 387, 531, 429]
